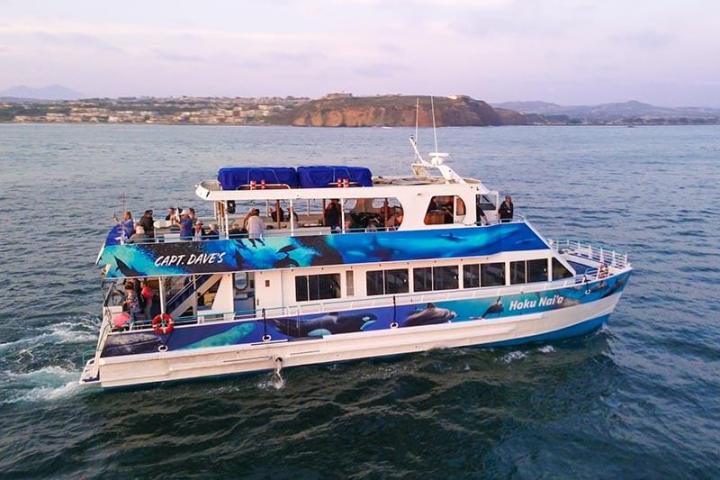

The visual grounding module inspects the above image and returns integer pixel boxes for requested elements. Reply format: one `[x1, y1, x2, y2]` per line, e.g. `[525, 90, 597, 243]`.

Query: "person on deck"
[324, 199, 341, 232]
[166, 207, 180, 227]
[193, 221, 204, 241]
[140, 280, 154, 320]
[129, 225, 148, 244]
[179, 209, 194, 240]
[246, 208, 265, 246]
[123, 283, 142, 322]
[268, 204, 284, 222]
[139, 210, 155, 238]
[476, 201, 488, 225]
[499, 195, 514, 222]
[205, 223, 220, 240]
[116, 211, 134, 240]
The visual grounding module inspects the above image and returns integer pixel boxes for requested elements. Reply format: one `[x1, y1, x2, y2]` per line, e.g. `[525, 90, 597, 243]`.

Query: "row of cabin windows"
[293, 258, 574, 301]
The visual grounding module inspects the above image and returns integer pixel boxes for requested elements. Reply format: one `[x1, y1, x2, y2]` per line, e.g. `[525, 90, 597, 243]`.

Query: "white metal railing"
[114, 263, 617, 335]
[548, 239, 630, 269]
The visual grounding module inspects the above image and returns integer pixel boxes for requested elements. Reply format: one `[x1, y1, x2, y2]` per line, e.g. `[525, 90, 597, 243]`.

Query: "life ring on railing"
[152, 313, 174, 335]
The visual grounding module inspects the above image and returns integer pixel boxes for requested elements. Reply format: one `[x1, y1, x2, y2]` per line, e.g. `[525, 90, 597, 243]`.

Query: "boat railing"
[548, 239, 630, 269]
[105, 216, 529, 247]
[118, 265, 616, 334]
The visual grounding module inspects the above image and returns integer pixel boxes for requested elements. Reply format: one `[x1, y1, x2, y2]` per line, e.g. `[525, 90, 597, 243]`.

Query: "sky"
[0, 0, 719, 106]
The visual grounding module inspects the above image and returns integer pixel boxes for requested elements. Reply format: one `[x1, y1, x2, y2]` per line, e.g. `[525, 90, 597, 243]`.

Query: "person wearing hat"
[193, 220, 204, 241]
[179, 209, 194, 240]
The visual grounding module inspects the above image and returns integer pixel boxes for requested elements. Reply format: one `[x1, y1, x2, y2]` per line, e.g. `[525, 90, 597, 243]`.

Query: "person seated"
[204, 223, 220, 240]
[128, 225, 148, 244]
[193, 221, 205, 241]
[165, 207, 180, 227]
[268, 205, 285, 222]
[228, 220, 244, 237]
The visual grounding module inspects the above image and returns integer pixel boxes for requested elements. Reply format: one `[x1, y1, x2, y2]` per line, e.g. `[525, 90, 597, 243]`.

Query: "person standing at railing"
[499, 195, 514, 222]
[140, 280, 154, 320]
[246, 208, 266, 246]
[113, 211, 135, 241]
[179, 209, 194, 240]
[138, 209, 155, 239]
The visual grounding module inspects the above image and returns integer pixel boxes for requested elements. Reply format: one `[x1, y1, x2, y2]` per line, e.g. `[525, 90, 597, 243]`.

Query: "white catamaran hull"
[85, 292, 622, 389]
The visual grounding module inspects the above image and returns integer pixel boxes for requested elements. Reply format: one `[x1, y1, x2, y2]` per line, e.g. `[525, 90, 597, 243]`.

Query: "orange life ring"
[152, 313, 174, 335]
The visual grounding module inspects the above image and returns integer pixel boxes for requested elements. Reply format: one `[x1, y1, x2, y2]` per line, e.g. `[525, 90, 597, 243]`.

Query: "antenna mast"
[430, 96, 439, 154]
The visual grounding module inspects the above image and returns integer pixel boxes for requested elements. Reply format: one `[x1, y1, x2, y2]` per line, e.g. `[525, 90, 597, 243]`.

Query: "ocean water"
[0, 124, 719, 479]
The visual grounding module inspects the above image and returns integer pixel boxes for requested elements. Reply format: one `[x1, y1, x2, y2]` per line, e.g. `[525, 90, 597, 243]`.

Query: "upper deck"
[98, 152, 529, 279]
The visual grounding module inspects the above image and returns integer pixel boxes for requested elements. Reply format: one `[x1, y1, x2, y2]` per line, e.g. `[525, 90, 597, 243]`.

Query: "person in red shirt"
[140, 280, 154, 320]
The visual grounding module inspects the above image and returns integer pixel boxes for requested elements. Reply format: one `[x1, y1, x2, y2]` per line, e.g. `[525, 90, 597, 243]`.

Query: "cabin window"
[424, 196, 466, 225]
[510, 259, 549, 285]
[552, 258, 574, 280]
[527, 259, 549, 283]
[295, 273, 341, 302]
[510, 261, 526, 285]
[366, 271, 385, 296]
[347, 197, 403, 231]
[366, 269, 409, 296]
[413, 267, 433, 292]
[346, 270, 355, 296]
[463, 264, 480, 289]
[481, 262, 506, 286]
[433, 266, 459, 290]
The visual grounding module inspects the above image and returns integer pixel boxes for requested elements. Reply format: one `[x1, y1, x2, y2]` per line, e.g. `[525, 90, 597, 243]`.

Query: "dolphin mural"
[274, 312, 377, 337]
[403, 303, 457, 327]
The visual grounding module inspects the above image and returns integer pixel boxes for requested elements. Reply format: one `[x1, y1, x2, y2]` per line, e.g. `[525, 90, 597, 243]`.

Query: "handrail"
[118, 265, 619, 334]
[548, 239, 630, 269]
[103, 216, 531, 247]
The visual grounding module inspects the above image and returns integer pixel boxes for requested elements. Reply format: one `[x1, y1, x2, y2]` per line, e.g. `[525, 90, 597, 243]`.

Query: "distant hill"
[493, 100, 720, 122]
[0, 84, 84, 101]
[274, 94, 530, 127]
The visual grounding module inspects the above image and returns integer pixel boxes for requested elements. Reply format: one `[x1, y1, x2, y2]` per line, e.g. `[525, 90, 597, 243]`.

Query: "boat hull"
[84, 291, 624, 389]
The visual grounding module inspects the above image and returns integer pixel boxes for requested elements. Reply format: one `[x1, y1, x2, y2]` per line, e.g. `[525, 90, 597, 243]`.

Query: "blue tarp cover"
[218, 167, 299, 190]
[297, 166, 373, 188]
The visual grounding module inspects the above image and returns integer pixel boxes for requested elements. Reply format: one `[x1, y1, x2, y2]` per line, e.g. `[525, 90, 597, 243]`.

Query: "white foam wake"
[2, 366, 83, 404]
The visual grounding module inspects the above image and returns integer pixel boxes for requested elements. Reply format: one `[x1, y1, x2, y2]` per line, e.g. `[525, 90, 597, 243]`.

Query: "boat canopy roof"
[217, 166, 373, 191]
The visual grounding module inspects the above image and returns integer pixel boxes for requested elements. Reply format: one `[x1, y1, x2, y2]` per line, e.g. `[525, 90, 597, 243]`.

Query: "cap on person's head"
[195, 220, 203, 226]
[181, 209, 191, 216]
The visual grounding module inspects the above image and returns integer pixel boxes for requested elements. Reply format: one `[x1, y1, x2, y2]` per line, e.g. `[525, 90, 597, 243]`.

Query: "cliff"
[274, 95, 531, 127]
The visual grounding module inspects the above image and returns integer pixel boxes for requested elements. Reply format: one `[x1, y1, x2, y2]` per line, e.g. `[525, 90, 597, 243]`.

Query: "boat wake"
[1, 366, 83, 404]
[0, 315, 99, 353]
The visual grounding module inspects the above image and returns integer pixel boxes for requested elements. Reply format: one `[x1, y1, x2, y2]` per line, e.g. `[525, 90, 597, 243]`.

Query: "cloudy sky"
[1, 0, 719, 105]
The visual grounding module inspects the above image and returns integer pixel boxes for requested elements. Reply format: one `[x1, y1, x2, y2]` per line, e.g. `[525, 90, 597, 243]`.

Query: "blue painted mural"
[98, 223, 548, 278]
[101, 271, 631, 357]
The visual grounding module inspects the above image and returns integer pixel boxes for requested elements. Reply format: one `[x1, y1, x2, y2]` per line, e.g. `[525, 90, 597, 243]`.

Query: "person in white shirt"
[245, 208, 265, 246]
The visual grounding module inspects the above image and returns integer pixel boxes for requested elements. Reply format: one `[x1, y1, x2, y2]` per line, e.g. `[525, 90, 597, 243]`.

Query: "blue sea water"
[0, 124, 718, 479]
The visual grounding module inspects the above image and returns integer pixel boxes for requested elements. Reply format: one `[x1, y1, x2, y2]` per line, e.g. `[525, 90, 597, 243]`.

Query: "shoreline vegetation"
[1, 93, 718, 127]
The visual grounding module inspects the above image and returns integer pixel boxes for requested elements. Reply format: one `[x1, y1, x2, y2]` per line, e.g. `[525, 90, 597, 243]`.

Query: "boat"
[80, 137, 632, 389]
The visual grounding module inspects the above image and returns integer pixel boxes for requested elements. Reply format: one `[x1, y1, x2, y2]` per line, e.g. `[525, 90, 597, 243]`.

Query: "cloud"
[353, 62, 409, 78]
[610, 31, 674, 49]
[154, 50, 204, 62]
